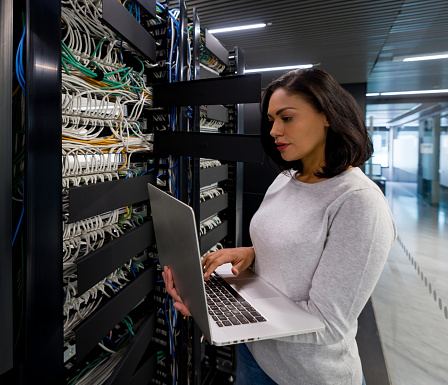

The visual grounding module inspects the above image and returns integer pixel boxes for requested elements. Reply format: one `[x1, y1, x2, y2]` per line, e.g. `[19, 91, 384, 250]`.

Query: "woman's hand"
[161, 265, 191, 316]
[201, 247, 255, 281]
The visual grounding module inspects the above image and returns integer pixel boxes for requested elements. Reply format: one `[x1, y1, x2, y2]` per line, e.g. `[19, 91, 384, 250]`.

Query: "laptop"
[147, 183, 325, 346]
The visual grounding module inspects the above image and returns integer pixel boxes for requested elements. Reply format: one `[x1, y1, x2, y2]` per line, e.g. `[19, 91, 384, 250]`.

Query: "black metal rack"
[150, 5, 262, 384]
[0, 0, 14, 376]
[102, 0, 157, 61]
[2, 0, 165, 383]
[23, 1, 63, 382]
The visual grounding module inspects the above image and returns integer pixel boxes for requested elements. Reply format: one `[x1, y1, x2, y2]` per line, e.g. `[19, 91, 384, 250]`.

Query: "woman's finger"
[203, 254, 235, 280]
[173, 301, 191, 316]
[163, 266, 183, 303]
[201, 249, 220, 268]
[162, 266, 192, 317]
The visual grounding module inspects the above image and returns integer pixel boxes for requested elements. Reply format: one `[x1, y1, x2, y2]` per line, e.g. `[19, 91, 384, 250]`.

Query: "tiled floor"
[372, 182, 448, 385]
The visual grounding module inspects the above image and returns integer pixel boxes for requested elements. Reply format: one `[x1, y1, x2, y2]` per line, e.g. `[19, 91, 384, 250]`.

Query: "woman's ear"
[322, 113, 330, 128]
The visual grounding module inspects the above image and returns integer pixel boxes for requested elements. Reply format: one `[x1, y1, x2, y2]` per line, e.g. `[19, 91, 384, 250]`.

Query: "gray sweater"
[248, 167, 396, 385]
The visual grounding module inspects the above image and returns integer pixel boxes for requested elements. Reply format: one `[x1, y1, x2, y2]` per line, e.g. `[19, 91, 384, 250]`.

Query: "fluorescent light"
[208, 23, 266, 34]
[393, 52, 448, 62]
[381, 89, 448, 96]
[403, 53, 448, 62]
[245, 64, 313, 73]
[366, 89, 448, 96]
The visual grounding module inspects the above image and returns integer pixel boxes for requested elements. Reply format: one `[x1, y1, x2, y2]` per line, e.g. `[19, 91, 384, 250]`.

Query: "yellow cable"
[61, 134, 117, 144]
[12, 85, 21, 97]
[118, 152, 128, 170]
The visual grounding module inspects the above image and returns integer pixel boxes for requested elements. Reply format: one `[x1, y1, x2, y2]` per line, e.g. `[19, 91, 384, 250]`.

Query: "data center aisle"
[372, 182, 448, 385]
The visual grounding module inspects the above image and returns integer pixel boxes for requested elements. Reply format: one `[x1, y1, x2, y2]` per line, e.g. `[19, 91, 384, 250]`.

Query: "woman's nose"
[270, 121, 281, 138]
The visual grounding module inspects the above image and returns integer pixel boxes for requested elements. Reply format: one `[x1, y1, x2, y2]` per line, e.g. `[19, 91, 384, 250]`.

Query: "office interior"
[1, 0, 448, 384]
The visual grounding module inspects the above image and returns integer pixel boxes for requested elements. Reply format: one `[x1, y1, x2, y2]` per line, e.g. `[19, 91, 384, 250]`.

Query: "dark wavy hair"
[260, 68, 373, 178]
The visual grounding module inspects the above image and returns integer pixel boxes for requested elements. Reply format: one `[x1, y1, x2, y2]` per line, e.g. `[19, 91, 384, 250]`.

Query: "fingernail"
[173, 303, 180, 309]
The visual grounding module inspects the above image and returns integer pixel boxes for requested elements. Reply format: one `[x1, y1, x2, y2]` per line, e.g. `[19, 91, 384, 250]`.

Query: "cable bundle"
[61, 0, 155, 189]
[200, 159, 222, 169]
[196, 29, 227, 74]
[199, 186, 224, 202]
[203, 242, 224, 256]
[63, 258, 144, 340]
[199, 215, 222, 236]
[67, 316, 138, 385]
[199, 117, 226, 132]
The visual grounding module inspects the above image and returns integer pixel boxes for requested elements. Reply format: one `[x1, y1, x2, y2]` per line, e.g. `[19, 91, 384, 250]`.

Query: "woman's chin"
[280, 153, 299, 162]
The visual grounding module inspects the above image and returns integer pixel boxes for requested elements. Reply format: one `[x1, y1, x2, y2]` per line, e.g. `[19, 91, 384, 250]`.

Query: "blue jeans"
[236, 344, 277, 385]
[236, 343, 367, 385]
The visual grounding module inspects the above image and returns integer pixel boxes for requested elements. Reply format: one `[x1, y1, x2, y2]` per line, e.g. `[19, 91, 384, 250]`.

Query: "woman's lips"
[275, 142, 290, 151]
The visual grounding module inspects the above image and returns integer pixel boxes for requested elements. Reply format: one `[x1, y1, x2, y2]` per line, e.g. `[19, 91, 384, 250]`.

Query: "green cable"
[13, 153, 25, 166]
[132, 71, 144, 85]
[64, 56, 96, 77]
[122, 317, 135, 336]
[133, 55, 145, 76]
[119, 205, 133, 221]
[97, 81, 144, 91]
[62, 54, 96, 77]
[91, 61, 102, 71]
[13, 175, 24, 189]
[89, 37, 106, 60]
[61, 43, 97, 77]
[103, 66, 129, 77]
[62, 40, 145, 90]
[69, 354, 107, 385]
[118, 67, 133, 83]
[13, 146, 25, 164]
[116, 333, 132, 350]
[61, 41, 79, 63]
[61, 58, 71, 75]
[61, 40, 146, 92]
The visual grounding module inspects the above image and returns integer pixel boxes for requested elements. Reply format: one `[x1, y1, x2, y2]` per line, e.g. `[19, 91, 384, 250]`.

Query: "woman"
[163, 68, 396, 384]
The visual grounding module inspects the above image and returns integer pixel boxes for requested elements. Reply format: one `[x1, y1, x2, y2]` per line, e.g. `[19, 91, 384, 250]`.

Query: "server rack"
[2, 1, 171, 384]
[152, 6, 262, 384]
[2, 1, 262, 384]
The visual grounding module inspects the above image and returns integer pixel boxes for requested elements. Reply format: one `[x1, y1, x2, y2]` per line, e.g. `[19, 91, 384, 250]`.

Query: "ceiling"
[183, 0, 448, 127]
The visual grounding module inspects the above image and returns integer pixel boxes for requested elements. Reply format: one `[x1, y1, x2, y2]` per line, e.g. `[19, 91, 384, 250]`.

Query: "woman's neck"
[296, 171, 328, 184]
[297, 159, 326, 183]
[296, 165, 354, 184]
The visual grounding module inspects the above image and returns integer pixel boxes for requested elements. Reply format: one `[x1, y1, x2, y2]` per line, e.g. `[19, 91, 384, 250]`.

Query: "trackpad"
[236, 279, 280, 299]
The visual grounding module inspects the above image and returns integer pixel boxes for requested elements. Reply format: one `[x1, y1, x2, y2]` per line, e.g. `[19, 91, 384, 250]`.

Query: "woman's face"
[267, 88, 329, 167]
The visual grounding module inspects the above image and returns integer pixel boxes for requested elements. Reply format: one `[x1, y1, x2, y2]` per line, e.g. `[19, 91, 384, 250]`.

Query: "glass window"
[371, 130, 389, 167]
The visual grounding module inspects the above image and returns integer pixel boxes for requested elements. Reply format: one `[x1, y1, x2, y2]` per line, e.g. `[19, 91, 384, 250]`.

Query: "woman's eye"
[282, 116, 292, 122]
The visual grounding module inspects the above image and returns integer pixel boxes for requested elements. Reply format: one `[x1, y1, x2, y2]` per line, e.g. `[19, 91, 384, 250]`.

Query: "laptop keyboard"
[205, 272, 267, 327]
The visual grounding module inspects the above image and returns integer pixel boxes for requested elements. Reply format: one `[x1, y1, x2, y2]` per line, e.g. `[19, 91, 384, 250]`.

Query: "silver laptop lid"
[147, 183, 212, 343]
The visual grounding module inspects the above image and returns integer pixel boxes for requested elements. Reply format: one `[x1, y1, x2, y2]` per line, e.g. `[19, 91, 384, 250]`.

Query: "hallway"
[372, 182, 448, 385]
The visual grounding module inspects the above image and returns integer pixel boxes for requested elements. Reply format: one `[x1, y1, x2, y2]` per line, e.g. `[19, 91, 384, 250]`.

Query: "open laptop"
[147, 183, 325, 346]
